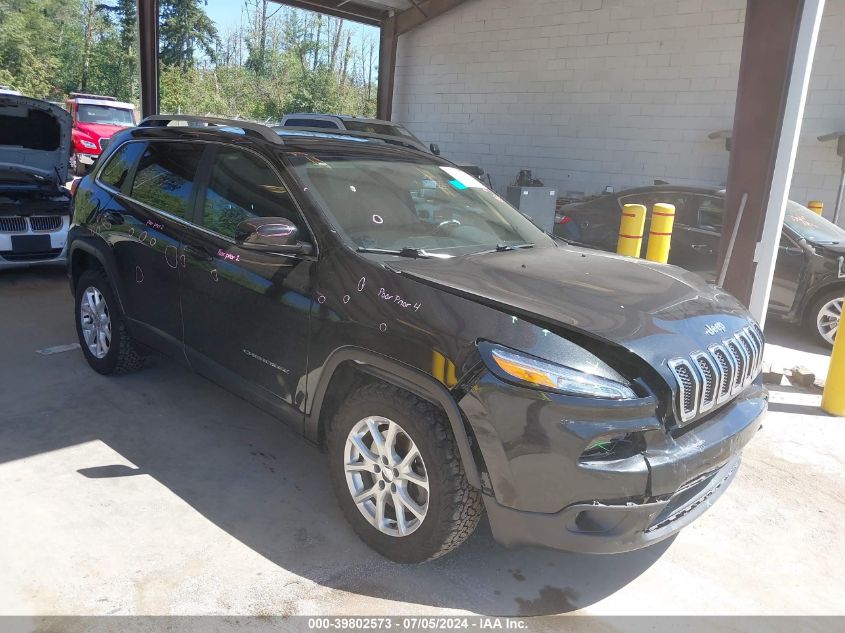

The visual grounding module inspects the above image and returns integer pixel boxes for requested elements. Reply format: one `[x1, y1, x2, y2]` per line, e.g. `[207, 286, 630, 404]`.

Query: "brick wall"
[392, 0, 845, 222]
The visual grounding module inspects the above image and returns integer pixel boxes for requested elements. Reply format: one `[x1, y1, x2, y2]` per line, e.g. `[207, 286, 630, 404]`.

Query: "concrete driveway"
[1, 268, 843, 619]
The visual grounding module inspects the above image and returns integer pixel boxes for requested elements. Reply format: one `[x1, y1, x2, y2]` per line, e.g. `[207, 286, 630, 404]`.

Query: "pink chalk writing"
[378, 288, 421, 312]
[217, 249, 240, 263]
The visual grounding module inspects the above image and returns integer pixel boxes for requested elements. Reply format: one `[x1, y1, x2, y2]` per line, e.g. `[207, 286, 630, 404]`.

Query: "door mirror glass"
[430, 143, 441, 156]
[236, 217, 310, 253]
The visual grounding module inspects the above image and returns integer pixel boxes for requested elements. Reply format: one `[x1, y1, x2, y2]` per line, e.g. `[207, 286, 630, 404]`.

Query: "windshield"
[784, 201, 845, 244]
[77, 105, 135, 127]
[342, 121, 421, 143]
[289, 154, 553, 254]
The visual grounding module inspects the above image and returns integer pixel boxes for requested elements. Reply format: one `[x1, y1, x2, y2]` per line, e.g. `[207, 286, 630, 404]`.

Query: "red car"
[66, 93, 136, 176]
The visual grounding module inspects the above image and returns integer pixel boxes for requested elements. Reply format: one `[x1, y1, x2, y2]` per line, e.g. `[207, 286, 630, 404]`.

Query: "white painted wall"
[392, 0, 845, 223]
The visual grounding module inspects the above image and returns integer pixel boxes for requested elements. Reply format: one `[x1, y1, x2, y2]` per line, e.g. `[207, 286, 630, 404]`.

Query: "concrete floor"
[1, 268, 844, 619]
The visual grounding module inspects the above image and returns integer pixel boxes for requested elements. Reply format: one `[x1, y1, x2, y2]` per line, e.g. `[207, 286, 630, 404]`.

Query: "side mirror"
[100, 138, 111, 151]
[430, 143, 441, 156]
[236, 217, 312, 255]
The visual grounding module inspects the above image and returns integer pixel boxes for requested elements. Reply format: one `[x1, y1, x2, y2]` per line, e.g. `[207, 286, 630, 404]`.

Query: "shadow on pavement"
[0, 268, 670, 616]
[763, 319, 830, 356]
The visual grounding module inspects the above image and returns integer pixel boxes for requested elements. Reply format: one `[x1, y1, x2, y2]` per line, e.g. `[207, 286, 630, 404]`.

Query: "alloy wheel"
[80, 286, 112, 359]
[343, 416, 430, 537]
[816, 297, 842, 345]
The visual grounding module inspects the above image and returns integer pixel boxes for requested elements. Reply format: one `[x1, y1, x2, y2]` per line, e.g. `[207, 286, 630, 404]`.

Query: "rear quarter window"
[98, 142, 145, 193]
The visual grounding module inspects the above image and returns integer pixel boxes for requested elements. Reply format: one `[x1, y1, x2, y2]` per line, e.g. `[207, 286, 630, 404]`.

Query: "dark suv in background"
[68, 117, 766, 563]
[555, 186, 845, 346]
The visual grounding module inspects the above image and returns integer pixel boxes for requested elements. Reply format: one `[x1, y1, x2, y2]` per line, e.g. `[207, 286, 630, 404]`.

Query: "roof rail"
[69, 92, 117, 101]
[139, 115, 283, 145]
[274, 125, 427, 153]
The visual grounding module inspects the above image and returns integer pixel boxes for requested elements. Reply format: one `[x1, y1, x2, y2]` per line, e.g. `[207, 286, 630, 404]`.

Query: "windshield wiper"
[357, 246, 452, 259]
[495, 242, 535, 252]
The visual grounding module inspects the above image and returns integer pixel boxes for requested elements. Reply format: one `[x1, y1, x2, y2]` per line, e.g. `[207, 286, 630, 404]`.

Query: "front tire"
[74, 269, 145, 375]
[327, 382, 483, 563]
[808, 289, 842, 347]
[70, 152, 86, 177]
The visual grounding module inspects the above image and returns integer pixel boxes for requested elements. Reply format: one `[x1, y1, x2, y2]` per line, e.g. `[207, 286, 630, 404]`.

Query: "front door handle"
[691, 244, 714, 254]
[183, 244, 213, 262]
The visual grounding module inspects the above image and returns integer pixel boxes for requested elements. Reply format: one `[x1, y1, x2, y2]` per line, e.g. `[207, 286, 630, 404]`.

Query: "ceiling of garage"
[276, 0, 420, 27]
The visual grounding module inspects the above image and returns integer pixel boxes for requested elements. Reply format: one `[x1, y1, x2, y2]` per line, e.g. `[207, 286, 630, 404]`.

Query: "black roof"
[119, 122, 439, 163]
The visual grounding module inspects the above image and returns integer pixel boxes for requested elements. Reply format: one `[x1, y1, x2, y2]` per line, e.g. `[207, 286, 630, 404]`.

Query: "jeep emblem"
[705, 322, 727, 336]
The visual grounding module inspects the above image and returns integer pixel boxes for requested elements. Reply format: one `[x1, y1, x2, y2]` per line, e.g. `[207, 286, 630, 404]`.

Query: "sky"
[203, 0, 378, 51]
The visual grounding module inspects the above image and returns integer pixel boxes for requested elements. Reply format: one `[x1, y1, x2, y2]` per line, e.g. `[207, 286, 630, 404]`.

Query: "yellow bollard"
[646, 203, 676, 264]
[821, 295, 845, 416]
[616, 204, 647, 258]
[808, 200, 824, 215]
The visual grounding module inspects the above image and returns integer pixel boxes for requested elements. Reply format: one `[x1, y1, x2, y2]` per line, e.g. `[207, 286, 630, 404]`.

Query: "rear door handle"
[183, 244, 213, 262]
[101, 211, 124, 225]
[691, 244, 714, 254]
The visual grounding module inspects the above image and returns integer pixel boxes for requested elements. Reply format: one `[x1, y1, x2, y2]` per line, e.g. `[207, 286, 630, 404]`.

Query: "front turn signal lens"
[490, 348, 636, 400]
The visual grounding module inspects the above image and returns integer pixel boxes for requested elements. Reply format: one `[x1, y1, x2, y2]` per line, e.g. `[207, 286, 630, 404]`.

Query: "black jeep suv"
[68, 116, 767, 563]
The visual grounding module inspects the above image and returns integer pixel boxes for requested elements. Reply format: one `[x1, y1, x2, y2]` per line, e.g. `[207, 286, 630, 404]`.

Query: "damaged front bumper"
[460, 372, 766, 554]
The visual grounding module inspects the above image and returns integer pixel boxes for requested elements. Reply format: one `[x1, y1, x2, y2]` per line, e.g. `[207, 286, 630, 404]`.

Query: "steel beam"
[395, 0, 468, 35]
[721, 0, 824, 323]
[277, 0, 386, 27]
[137, 0, 160, 118]
[377, 14, 398, 120]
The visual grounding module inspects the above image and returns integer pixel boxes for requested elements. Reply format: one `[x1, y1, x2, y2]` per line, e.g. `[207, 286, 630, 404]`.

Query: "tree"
[159, 0, 219, 71]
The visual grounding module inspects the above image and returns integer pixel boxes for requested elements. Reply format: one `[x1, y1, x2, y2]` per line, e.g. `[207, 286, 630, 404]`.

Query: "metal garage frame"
[135, 0, 826, 324]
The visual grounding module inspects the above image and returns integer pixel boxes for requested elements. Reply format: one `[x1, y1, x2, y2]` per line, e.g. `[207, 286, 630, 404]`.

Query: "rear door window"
[99, 142, 145, 193]
[129, 141, 204, 220]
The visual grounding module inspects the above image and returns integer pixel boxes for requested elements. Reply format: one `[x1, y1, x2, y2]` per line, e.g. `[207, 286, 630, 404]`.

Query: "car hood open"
[0, 95, 72, 190]
[386, 245, 755, 370]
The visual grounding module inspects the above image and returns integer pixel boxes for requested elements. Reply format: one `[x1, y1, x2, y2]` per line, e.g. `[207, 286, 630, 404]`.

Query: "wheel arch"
[800, 280, 845, 324]
[69, 240, 127, 315]
[306, 347, 482, 490]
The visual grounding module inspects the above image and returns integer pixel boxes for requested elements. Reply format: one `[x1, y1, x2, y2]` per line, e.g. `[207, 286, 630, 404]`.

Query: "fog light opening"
[580, 433, 644, 462]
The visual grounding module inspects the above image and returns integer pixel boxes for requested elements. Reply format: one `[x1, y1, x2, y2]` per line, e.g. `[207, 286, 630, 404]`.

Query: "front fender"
[305, 346, 482, 489]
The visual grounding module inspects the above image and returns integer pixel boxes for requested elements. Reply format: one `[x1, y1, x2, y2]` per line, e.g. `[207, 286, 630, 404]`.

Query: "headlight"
[80, 140, 97, 149]
[489, 347, 637, 400]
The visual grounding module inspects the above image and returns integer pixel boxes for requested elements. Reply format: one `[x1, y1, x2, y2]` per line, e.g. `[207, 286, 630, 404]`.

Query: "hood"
[0, 95, 72, 188]
[76, 122, 129, 141]
[386, 245, 756, 371]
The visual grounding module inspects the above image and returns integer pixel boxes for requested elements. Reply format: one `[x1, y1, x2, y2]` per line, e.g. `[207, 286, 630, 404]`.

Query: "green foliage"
[0, 0, 378, 119]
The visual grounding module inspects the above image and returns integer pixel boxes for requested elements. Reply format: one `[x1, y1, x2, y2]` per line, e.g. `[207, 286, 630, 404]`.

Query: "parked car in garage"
[555, 186, 845, 346]
[0, 93, 73, 269]
[278, 113, 440, 155]
[66, 93, 136, 176]
[68, 116, 766, 563]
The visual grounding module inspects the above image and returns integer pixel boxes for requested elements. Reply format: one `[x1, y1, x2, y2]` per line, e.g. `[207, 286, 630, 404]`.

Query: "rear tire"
[74, 268, 145, 375]
[807, 289, 842, 347]
[327, 382, 482, 563]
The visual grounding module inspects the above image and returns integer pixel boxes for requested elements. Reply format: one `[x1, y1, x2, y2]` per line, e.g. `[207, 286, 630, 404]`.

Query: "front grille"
[29, 216, 63, 232]
[668, 325, 765, 425]
[0, 216, 27, 233]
